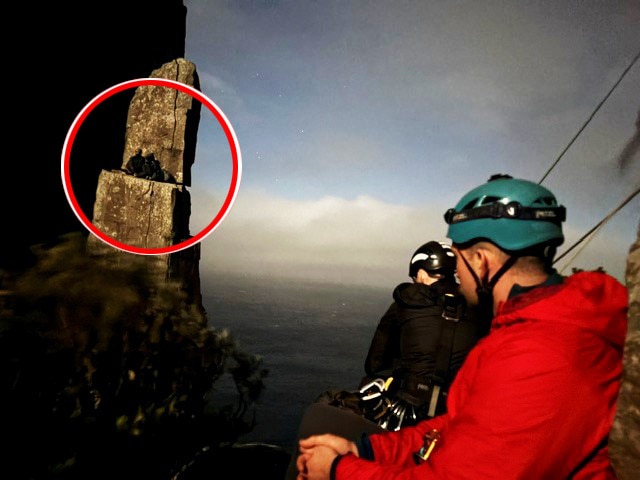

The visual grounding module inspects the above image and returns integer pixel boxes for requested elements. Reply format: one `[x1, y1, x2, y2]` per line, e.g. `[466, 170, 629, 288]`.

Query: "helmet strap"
[487, 255, 518, 291]
[458, 251, 518, 334]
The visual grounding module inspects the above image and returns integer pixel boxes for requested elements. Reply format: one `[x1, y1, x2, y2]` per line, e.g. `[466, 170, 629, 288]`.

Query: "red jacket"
[334, 271, 628, 479]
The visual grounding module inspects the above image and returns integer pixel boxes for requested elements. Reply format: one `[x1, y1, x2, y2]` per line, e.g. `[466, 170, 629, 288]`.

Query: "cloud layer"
[191, 188, 635, 288]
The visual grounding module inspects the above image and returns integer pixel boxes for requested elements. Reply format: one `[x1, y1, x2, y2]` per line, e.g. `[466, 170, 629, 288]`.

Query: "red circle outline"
[61, 78, 242, 255]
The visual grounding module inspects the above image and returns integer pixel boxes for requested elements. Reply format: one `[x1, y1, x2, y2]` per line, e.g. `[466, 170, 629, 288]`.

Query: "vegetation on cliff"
[1, 233, 270, 479]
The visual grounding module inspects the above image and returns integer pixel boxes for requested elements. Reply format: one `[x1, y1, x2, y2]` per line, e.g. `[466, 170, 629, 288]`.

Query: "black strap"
[433, 322, 456, 387]
[444, 202, 565, 225]
[458, 250, 518, 297]
[429, 295, 463, 397]
[423, 298, 461, 417]
[488, 256, 518, 289]
[432, 305, 459, 387]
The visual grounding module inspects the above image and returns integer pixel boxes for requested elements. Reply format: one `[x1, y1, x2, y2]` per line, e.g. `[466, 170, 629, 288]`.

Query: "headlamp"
[444, 202, 565, 225]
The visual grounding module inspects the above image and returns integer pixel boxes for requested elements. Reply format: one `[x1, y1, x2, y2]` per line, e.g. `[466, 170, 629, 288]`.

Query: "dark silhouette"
[124, 149, 177, 183]
[124, 148, 146, 177]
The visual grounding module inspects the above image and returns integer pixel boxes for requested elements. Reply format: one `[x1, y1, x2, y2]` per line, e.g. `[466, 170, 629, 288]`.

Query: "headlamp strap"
[445, 203, 565, 225]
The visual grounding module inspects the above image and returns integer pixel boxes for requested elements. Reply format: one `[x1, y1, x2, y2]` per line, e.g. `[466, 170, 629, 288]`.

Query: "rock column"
[87, 58, 204, 312]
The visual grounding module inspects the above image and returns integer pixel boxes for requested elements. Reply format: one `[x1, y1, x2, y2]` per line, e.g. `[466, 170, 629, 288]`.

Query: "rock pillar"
[87, 58, 203, 312]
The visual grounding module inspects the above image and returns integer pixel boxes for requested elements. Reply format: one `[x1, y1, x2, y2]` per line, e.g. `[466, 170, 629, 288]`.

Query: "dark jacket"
[363, 278, 480, 413]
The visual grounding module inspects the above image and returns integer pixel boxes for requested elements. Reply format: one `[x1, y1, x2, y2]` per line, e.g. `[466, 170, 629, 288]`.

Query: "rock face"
[122, 58, 201, 186]
[610, 221, 640, 480]
[91, 172, 191, 248]
[87, 58, 203, 310]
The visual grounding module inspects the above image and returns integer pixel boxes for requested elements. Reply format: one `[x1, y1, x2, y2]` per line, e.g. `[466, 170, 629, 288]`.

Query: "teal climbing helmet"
[444, 174, 566, 252]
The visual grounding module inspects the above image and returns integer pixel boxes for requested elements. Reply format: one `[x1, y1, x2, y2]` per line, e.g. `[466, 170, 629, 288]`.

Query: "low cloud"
[193, 189, 449, 287]
[190, 188, 635, 288]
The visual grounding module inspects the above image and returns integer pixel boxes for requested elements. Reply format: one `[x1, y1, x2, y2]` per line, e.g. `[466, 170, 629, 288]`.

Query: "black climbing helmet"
[408, 241, 457, 279]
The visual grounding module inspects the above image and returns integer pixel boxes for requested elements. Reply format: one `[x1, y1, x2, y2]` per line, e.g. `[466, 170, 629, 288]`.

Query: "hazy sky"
[181, 0, 639, 288]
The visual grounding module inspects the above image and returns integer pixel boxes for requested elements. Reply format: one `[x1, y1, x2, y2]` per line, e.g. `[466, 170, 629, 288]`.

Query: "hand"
[299, 433, 358, 457]
[296, 434, 359, 480]
[295, 445, 338, 480]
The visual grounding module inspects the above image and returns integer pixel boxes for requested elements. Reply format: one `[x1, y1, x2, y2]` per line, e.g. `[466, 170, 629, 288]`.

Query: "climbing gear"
[358, 376, 419, 431]
[359, 377, 418, 431]
[444, 174, 565, 252]
[441, 292, 463, 322]
[358, 377, 395, 422]
[413, 429, 441, 463]
[444, 174, 563, 310]
[377, 397, 418, 431]
[426, 293, 464, 417]
[361, 290, 469, 429]
[409, 241, 457, 279]
[359, 377, 390, 402]
[359, 291, 467, 429]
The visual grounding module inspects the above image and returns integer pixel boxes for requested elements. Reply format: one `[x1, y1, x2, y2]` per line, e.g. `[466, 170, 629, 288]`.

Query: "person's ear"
[472, 247, 492, 280]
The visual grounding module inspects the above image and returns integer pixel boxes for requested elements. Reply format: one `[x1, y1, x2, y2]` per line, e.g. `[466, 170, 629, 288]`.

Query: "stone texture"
[624, 222, 640, 332]
[122, 58, 201, 186]
[610, 220, 640, 480]
[90, 170, 190, 249]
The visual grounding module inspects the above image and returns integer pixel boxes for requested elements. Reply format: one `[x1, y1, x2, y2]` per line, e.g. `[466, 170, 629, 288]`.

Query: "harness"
[359, 291, 467, 429]
[427, 292, 464, 416]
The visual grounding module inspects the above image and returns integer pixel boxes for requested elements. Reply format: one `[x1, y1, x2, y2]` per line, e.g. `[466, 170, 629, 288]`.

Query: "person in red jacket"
[295, 174, 628, 480]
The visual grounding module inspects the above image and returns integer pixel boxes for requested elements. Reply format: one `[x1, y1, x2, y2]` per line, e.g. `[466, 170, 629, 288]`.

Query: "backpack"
[315, 292, 474, 431]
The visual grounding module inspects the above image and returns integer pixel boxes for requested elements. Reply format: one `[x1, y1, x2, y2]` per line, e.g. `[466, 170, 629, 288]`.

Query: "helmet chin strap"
[458, 252, 518, 333]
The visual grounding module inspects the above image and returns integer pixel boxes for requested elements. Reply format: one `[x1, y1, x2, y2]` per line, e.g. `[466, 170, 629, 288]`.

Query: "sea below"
[201, 273, 392, 451]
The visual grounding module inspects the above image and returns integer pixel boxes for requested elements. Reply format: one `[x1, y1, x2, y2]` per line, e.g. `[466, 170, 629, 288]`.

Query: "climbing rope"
[554, 187, 640, 271]
[539, 50, 639, 184]
[537, 49, 640, 270]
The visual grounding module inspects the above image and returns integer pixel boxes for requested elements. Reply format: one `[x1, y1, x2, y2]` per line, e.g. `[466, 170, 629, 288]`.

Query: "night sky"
[183, 0, 640, 287]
